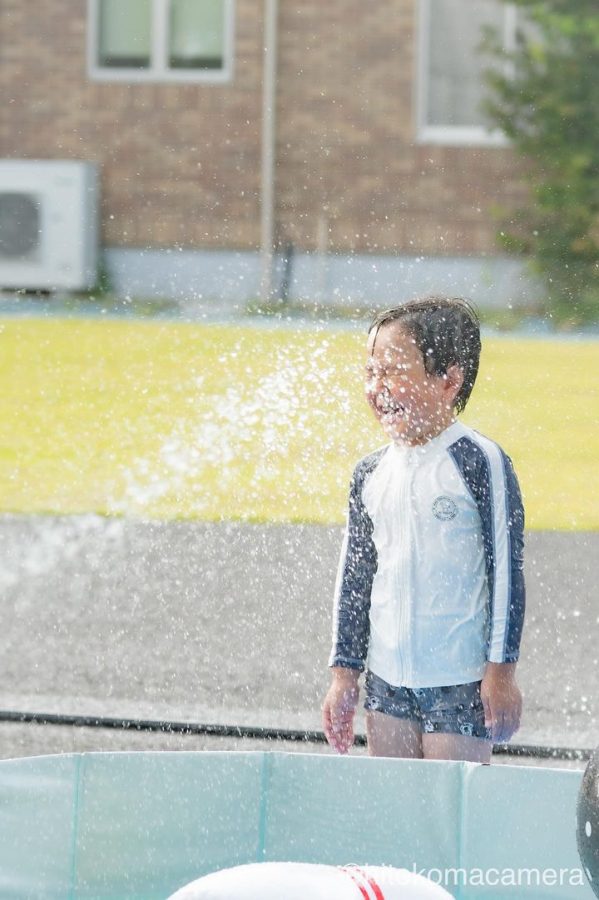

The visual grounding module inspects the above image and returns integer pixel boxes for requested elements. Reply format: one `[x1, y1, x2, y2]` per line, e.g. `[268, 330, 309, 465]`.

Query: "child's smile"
[365, 321, 459, 445]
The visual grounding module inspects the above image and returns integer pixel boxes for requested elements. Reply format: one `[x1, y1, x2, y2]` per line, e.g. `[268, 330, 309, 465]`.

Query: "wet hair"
[369, 296, 481, 413]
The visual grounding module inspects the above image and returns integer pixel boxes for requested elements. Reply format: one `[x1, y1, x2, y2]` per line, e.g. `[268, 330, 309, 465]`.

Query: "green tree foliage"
[483, 0, 599, 324]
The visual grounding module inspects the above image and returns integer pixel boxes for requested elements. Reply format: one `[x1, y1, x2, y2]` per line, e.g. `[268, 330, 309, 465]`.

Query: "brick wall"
[0, 0, 264, 250]
[275, 0, 527, 256]
[0, 0, 527, 257]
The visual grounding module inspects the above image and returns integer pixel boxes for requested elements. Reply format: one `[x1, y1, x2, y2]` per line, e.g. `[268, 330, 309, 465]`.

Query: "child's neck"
[394, 415, 457, 448]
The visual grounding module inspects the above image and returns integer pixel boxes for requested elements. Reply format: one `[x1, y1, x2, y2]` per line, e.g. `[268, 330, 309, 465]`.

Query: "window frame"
[416, 0, 516, 146]
[87, 0, 235, 83]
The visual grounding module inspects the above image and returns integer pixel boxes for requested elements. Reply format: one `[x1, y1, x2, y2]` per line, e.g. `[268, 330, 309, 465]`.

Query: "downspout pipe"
[260, 0, 278, 302]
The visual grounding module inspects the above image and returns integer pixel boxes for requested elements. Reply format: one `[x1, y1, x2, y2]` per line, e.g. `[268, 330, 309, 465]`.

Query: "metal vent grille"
[0, 193, 40, 259]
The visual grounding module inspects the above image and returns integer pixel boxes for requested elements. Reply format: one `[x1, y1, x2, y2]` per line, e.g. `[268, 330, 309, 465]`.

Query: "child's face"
[365, 321, 459, 445]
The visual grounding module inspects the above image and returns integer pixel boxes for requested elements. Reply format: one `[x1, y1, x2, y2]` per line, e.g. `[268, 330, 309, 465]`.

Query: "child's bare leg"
[422, 732, 492, 763]
[366, 711, 423, 758]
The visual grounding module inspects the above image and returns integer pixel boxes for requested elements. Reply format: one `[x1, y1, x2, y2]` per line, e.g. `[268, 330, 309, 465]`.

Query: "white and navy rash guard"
[329, 420, 525, 688]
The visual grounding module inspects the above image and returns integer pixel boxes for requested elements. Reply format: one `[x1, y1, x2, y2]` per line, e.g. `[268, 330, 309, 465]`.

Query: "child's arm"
[323, 464, 378, 753]
[477, 448, 525, 742]
[322, 667, 360, 754]
[481, 662, 522, 744]
[451, 438, 525, 742]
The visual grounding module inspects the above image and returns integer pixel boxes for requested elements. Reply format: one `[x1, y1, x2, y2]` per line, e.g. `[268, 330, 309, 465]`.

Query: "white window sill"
[88, 66, 233, 84]
[416, 126, 510, 148]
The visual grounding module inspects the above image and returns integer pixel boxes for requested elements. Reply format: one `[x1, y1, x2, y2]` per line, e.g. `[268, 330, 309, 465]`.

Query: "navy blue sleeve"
[496, 452, 526, 662]
[449, 437, 525, 664]
[328, 456, 380, 670]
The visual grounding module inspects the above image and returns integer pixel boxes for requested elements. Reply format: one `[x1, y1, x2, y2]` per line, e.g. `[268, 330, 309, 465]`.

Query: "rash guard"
[329, 420, 525, 688]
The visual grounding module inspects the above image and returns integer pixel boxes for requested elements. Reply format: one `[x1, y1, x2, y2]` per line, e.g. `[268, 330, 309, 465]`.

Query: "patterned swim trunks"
[363, 670, 491, 740]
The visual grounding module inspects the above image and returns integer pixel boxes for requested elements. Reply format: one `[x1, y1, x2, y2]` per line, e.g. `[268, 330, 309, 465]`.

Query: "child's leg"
[363, 671, 423, 757]
[422, 732, 491, 763]
[417, 681, 492, 763]
[366, 710, 423, 758]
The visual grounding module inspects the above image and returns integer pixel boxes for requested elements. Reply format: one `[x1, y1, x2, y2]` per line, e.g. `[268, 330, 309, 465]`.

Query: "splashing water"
[113, 341, 362, 522]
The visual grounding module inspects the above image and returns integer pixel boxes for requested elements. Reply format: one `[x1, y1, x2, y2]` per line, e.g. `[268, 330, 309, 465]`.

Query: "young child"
[322, 297, 525, 763]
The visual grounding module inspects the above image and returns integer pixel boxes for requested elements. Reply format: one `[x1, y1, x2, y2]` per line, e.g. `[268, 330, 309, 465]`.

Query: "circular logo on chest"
[432, 496, 458, 521]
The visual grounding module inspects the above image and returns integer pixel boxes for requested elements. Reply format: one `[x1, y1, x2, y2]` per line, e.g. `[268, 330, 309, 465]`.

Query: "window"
[88, 0, 234, 82]
[417, 0, 516, 145]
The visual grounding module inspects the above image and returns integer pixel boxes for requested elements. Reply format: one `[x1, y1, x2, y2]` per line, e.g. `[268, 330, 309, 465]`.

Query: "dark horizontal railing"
[0, 709, 592, 762]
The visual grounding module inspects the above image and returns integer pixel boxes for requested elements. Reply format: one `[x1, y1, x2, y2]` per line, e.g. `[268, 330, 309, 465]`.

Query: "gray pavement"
[0, 515, 597, 764]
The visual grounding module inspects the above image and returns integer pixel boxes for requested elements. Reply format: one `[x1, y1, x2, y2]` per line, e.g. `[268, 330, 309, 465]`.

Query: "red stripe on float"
[341, 868, 372, 899]
[340, 866, 386, 900]
[355, 867, 386, 900]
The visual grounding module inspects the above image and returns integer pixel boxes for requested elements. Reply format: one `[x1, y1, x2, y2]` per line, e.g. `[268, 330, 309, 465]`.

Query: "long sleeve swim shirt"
[329, 420, 525, 688]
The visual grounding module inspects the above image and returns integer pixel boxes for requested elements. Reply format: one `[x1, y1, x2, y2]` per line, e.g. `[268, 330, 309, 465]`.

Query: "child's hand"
[322, 668, 360, 754]
[481, 662, 522, 744]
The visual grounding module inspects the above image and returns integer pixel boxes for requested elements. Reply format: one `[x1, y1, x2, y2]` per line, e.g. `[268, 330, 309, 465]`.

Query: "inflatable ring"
[168, 861, 454, 898]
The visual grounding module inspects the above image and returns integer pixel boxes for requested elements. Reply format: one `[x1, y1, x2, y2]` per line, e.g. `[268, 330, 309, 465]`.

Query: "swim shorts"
[363, 670, 491, 740]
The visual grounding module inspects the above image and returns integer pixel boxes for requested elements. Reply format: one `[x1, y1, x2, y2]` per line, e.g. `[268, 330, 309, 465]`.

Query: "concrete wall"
[105, 247, 541, 309]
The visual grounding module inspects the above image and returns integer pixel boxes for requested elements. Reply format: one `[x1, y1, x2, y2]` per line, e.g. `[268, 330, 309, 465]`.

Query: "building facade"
[0, 0, 534, 307]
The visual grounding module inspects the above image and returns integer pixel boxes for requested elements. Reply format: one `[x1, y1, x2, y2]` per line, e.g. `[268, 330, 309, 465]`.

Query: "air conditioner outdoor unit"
[0, 159, 99, 291]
